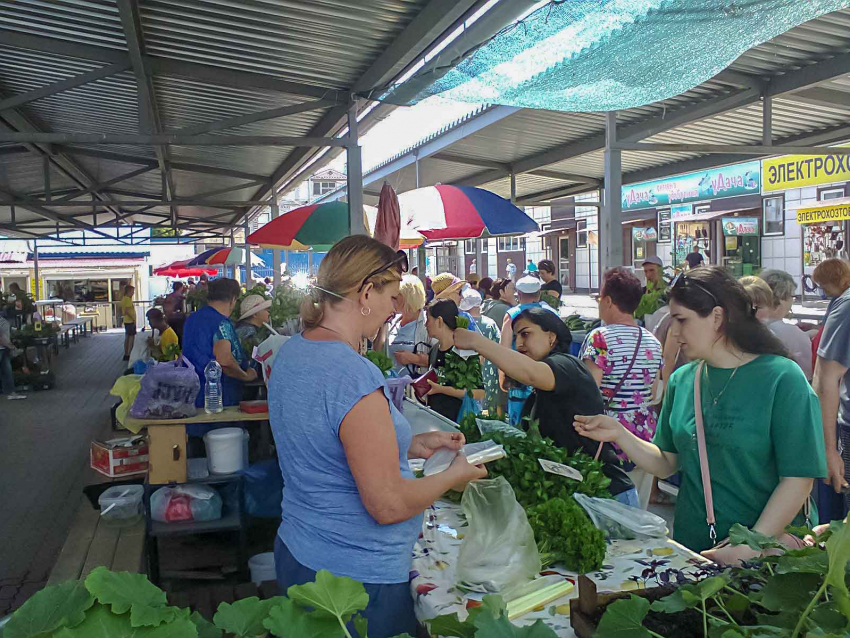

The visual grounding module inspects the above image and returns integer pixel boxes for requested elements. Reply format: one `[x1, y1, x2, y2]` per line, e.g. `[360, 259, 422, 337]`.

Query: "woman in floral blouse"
[580, 268, 662, 509]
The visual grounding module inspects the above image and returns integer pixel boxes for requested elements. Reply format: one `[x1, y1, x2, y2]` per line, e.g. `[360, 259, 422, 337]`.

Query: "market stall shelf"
[411, 500, 709, 637]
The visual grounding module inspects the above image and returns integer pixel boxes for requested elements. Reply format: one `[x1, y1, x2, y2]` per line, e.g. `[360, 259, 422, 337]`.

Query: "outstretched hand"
[573, 414, 624, 443]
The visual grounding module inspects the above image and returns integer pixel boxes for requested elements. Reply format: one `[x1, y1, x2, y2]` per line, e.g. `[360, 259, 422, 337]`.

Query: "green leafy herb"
[438, 349, 483, 394]
[526, 497, 606, 573]
[2, 580, 94, 638]
[365, 350, 393, 376]
[190, 610, 223, 638]
[455, 316, 470, 329]
[264, 597, 343, 638]
[52, 603, 197, 638]
[213, 596, 287, 637]
[84, 567, 176, 627]
[429, 594, 557, 638]
[158, 342, 182, 362]
[596, 595, 655, 638]
[286, 569, 369, 636]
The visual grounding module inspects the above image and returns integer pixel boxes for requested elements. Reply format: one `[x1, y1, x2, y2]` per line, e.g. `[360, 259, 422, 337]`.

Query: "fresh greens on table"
[526, 497, 606, 573]
[365, 350, 393, 376]
[428, 593, 559, 637]
[594, 520, 850, 638]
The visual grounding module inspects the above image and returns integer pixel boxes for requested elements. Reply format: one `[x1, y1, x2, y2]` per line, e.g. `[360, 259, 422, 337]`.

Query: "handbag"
[693, 361, 809, 551]
[595, 327, 644, 462]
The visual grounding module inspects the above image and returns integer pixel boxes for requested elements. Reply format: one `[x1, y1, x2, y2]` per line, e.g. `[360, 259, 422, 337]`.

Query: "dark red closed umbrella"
[374, 181, 401, 251]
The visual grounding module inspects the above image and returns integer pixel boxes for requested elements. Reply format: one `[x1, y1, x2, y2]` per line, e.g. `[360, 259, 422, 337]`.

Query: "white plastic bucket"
[204, 427, 248, 474]
[248, 552, 276, 586]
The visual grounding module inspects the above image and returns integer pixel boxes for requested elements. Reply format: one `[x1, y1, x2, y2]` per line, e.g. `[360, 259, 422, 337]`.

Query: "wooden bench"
[60, 324, 78, 347]
[46, 494, 146, 586]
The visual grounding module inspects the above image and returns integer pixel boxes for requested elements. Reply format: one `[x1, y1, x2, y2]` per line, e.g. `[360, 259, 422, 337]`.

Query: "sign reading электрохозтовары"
[796, 202, 850, 225]
[762, 150, 850, 193]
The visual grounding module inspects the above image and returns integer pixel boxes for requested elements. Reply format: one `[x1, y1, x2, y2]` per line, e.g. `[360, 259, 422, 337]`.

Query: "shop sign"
[762, 148, 850, 193]
[795, 201, 850, 225]
[721, 217, 759, 236]
[632, 226, 658, 242]
[670, 204, 694, 220]
[621, 161, 760, 211]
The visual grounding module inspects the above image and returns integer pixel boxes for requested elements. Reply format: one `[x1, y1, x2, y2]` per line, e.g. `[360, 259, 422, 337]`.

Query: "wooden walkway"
[0, 331, 129, 616]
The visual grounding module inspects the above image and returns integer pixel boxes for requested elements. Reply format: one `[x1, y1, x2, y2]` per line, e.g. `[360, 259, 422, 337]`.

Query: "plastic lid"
[203, 427, 245, 440]
[99, 485, 144, 502]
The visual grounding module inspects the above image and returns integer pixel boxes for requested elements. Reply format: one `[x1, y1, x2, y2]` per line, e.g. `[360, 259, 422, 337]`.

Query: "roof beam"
[0, 132, 349, 146]
[54, 166, 156, 202]
[0, 61, 131, 112]
[14, 199, 272, 208]
[352, 0, 482, 94]
[766, 51, 850, 96]
[172, 99, 338, 136]
[615, 142, 850, 155]
[516, 183, 598, 205]
[0, 29, 347, 101]
[57, 147, 270, 182]
[782, 87, 850, 110]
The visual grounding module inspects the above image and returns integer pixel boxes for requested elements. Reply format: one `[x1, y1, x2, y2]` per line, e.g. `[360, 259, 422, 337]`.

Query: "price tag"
[538, 458, 584, 482]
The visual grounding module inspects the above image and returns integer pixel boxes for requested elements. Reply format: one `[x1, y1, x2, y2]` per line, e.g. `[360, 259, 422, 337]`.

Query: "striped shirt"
[580, 324, 662, 447]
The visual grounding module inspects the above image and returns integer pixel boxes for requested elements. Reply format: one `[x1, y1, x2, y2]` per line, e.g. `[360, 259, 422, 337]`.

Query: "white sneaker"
[7, 393, 26, 400]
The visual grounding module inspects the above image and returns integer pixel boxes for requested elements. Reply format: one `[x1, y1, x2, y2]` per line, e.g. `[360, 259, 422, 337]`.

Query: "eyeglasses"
[669, 272, 719, 307]
[357, 254, 406, 293]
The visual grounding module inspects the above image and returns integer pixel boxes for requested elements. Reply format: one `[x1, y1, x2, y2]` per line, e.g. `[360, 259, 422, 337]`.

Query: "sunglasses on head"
[357, 254, 406, 293]
[670, 272, 719, 307]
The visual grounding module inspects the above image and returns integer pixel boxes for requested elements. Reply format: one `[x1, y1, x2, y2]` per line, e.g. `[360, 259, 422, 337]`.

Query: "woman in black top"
[538, 259, 563, 299]
[454, 307, 637, 504]
[424, 299, 485, 421]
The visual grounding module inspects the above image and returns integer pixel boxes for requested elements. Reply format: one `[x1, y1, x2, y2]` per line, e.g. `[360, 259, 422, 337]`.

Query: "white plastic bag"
[476, 418, 526, 439]
[573, 493, 668, 540]
[128, 335, 151, 366]
[456, 477, 541, 592]
[253, 334, 290, 383]
[421, 440, 505, 476]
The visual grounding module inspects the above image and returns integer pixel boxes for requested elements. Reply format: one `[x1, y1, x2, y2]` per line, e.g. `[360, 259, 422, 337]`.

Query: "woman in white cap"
[235, 293, 272, 350]
[459, 288, 502, 414]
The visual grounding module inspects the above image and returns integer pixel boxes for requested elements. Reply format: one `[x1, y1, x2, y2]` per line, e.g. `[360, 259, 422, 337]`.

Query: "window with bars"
[762, 196, 784, 236]
[497, 236, 526, 252]
[312, 181, 338, 196]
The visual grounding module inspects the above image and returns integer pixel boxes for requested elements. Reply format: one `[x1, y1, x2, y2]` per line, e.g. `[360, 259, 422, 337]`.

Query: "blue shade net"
[377, 0, 850, 112]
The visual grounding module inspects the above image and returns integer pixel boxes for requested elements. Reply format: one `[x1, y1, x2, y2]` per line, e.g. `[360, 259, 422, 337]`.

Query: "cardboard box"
[91, 435, 149, 478]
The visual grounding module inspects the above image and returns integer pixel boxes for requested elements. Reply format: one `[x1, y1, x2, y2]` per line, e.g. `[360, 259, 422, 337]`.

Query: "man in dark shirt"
[685, 246, 705, 269]
[538, 259, 563, 299]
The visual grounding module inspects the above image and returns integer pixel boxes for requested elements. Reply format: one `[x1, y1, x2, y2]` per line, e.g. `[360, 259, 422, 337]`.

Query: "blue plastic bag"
[240, 460, 283, 518]
[457, 392, 481, 423]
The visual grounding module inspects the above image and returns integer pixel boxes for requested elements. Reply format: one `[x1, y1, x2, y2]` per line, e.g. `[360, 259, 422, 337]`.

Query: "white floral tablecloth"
[410, 499, 710, 636]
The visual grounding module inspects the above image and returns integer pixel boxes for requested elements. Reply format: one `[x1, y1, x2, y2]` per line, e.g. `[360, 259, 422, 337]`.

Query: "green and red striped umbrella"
[247, 201, 351, 251]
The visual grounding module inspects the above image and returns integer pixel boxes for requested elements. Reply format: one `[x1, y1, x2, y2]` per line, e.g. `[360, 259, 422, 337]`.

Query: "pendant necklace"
[703, 363, 740, 407]
[315, 324, 359, 353]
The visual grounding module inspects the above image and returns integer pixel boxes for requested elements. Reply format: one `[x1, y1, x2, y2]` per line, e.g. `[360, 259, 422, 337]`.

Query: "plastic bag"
[129, 355, 200, 420]
[150, 484, 222, 523]
[422, 440, 505, 476]
[573, 493, 668, 540]
[456, 392, 481, 423]
[385, 376, 412, 413]
[456, 477, 541, 592]
[253, 334, 290, 383]
[128, 335, 151, 367]
[476, 417, 526, 439]
[240, 460, 283, 518]
[109, 375, 143, 430]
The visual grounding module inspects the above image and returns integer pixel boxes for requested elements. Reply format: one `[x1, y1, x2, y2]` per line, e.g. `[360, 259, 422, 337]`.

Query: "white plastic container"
[98, 485, 144, 525]
[248, 552, 276, 586]
[204, 428, 249, 474]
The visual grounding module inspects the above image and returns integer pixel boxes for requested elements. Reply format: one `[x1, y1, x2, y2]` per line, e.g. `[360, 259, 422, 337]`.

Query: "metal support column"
[762, 95, 773, 146]
[271, 199, 281, 288]
[347, 101, 366, 236]
[244, 222, 251, 286]
[32, 240, 39, 300]
[308, 249, 314, 277]
[228, 228, 235, 279]
[475, 239, 484, 279]
[510, 173, 517, 204]
[601, 111, 624, 272]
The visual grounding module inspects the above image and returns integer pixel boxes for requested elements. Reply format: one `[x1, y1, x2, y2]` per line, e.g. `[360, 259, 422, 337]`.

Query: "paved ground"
[0, 331, 127, 616]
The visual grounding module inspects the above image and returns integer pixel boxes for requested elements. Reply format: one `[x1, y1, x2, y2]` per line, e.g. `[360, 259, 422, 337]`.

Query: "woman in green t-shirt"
[575, 266, 826, 565]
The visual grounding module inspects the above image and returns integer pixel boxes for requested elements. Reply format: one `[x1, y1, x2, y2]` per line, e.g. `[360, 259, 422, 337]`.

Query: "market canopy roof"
[317, 7, 850, 208]
[0, 0, 536, 242]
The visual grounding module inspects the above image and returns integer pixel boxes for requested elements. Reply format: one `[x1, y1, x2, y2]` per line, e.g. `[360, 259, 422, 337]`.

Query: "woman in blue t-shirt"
[268, 236, 486, 638]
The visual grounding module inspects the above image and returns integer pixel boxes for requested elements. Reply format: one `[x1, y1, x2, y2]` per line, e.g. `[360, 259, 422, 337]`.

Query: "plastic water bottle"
[204, 360, 223, 414]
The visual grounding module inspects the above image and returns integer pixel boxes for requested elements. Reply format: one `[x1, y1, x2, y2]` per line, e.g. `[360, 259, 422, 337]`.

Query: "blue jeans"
[274, 536, 417, 638]
[614, 487, 640, 508]
[0, 349, 15, 395]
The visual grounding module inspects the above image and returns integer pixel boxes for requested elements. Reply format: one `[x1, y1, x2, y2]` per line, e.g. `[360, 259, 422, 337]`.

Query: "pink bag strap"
[693, 361, 717, 545]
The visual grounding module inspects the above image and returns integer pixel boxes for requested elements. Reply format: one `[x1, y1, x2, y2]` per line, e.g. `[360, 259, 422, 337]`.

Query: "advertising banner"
[762, 150, 850, 193]
[632, 226, 658, 242]
[622, 161, 760, 211]
[721, 217, 759, 236]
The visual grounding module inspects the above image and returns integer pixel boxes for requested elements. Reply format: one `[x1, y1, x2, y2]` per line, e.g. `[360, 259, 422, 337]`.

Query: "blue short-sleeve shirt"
[268, 334, 422, 584]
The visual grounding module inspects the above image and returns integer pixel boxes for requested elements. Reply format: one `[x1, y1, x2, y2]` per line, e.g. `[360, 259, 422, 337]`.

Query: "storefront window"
[763, 196, 784, 236]
[577, 219, 588, 248]
[674, 221, 711, 268]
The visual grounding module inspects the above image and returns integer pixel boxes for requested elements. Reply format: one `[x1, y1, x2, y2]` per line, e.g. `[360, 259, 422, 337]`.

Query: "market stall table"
[411, 500, 709, 636]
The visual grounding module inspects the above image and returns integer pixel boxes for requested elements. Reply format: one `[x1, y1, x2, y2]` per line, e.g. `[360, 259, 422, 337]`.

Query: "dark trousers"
[274, 536, 417, 638]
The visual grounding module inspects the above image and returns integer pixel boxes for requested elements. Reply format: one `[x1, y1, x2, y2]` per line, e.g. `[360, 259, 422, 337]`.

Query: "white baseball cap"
[643, 256, 663, 267]
[459, 287, 483, 311]
[239, 294, 272, 321]
[515, 275, 542, 294]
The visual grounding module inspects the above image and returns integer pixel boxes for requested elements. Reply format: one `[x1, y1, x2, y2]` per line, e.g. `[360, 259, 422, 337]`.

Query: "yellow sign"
[763, 150, 850, 192]
[796, 202, 850, 225]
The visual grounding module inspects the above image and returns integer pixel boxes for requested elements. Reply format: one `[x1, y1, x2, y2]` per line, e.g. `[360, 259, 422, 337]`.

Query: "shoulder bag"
[693, 361, 809, 551]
